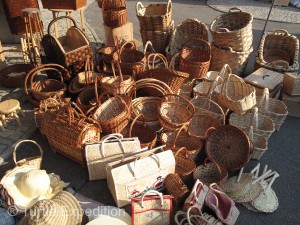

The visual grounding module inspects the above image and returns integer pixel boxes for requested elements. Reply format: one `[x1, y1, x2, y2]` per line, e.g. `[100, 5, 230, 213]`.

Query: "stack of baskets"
[210, 8, 253, 76]
[136, 0, 173, 54]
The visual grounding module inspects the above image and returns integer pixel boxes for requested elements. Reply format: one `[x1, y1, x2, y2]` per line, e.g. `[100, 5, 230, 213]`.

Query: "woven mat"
[207, 0, 300, 24]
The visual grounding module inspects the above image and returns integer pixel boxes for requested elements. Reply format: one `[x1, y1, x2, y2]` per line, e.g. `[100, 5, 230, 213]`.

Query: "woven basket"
[136, 0, 172, 31]
[164, 173, 189, 206]
[210, 7, 253, 52]
[76, 56, 99, 86]
[97, 44, 118, 65]
[160, 126, 203, 161]
[121, 114, 157, 149]
[229, 107, 275, 141]
[255, 29, 299, 72]
[188, 114, 221, 139]
[6, 0, 38, 18]
[193, 158, 228, 185]
[206, 125, 252, 171]
[191, 96, 225, 125]
[0, 49, 35, 88]
[102, 0, 127, 27]
[24, 64, 67, 103]
[256, 88, 288, 131]
[41, 104, 101, 165]
[283, 71, 300, 96]
[210, 43, 253, 76]
[193, 74, 223, 98]
[13, 140, 43, 169]
[180, 38, 211, 79]
[92, 93, 130, 134]
[212, 64, 256, 115]
[166, 18, 209, 61]
[41, 0, 87, 10]
[118, 40, 146, 75]
[100, 60, 134, 95]
[174, 147, 196, 184]
[158, 94, 195, 131]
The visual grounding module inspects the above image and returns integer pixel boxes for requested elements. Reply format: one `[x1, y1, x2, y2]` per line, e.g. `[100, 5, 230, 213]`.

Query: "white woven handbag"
[85, 133, 142, 180]
[106, 147, 175, 207]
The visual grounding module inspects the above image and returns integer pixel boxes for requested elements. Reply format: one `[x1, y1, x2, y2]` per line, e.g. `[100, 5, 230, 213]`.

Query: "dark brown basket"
[164, 173, 189, 206]
[174, 147, 196, 184]
[6, 0, 38, 18]
[102, 0, 127, 27]
[41, 0, 87, 10]
[76, 86, 101, 114]
[180, 38, 211, 79]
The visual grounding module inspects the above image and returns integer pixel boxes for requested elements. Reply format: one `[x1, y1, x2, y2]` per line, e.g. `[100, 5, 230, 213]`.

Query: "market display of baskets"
[102, 0, 127, 27]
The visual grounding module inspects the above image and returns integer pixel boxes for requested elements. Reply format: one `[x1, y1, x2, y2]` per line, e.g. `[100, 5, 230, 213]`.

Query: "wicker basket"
[164, 173, 189, 206]
[283, 71, 300, 96]
[24, 64, 67, 103]
[121, 114, 157, 149]
[6, 0, 38, 18]
[0, 49, 35, 88]
[13, 140, 43, 169]
[136, 0, 172, 31]
[206, 125, 252, 171]
[41, 0, 87, 10]
[166, 18, 209, 61]
[210, 43, 253, 76]
[255, 30, 299, 72]
[118, 41, 146, 75]
[188, 114, 221, 139]
[174, 147, 196, 184]
[229, 107, 275, 140]
[191, 96, 225, 125]
[97, 44, 118, 65]
[193, 158, 228, 185]
[102, 0, 127, 27]
[180, 38, 211, 79]
[212, 64, 256, 115]
[256, 88, 288, 131]
[210, 7, 253, 52]
[158, 94, 195, 131]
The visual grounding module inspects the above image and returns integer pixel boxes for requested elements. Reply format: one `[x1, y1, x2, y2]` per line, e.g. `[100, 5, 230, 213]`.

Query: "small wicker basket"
[164, 173, 189, 206]
[174, 147, 196, 184]
[102, 0, 127, 27]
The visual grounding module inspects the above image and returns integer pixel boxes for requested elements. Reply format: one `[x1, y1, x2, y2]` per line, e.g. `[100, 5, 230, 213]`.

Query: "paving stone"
[9, 131, 24, 141]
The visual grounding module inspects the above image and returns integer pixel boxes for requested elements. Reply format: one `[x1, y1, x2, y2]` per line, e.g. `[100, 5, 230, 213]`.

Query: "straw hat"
[18, 191, 82, 225]
[87, 215, 131, 225]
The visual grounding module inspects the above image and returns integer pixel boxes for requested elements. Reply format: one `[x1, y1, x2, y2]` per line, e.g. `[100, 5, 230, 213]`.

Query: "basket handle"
[129, 114, 145, 137]
[143, 41, 156, 55]
[182, 38, 211, 52]
[172, 125, 188, 148]
[147, 53, 168, 69]
[220, 66, 245, 99]
[141, 190, 164, 207]
[258, 88, 270, 112]
[47, 16, 77, 35]
[136, 2, 145, 15]
[100, 134, 126, 157]
[119, 40, 137, 56]
[248, 126, 254, 142]
[216, 28, 230, 33]
[272, 29, 289, 36]
[13, 140, 43, 166]
[169, 52, 179, 70]
[229, 7, 242, 12]
[133, 152, 161, 178]
[111, 60, 124, 83]
[42, 98, 60, 111]
[205, 127, 217, 139]
[271, 60, 289, 70]
[207, 76, 223, 99]
[187, 206, 206, 225]
[174, 147, 189, 158]
[84, 56, 95, 85]
[203, 158, 223, 182]
[251, 107, 259, 130]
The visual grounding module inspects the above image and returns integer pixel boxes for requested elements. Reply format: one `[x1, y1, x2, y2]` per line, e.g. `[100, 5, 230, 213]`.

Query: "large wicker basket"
[210, 7, 253, 52]
[255, 30, 299, 72]
[102, 0, 127, 27]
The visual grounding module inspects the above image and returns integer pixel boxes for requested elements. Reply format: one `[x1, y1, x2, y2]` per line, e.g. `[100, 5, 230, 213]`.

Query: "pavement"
[0, 0, 300, 224]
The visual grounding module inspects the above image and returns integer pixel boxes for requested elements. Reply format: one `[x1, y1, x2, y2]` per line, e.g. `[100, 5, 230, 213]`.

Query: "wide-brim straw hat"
[87, 215, 131, 225]
[18, 191, 82, 225]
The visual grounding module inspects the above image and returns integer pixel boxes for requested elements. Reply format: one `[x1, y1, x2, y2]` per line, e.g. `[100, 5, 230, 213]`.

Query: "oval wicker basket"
[188, 114, 221, 139]
[210, 7, 253, 52]
[102, 0, 127, 27]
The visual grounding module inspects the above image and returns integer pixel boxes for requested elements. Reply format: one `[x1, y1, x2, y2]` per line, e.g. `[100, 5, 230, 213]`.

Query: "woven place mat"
[207, 0, 300, 24]
[234, 182, 263, 203]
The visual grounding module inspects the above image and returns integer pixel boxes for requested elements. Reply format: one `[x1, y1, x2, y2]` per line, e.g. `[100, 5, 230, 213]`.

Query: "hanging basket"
[102, 0, 127, 27]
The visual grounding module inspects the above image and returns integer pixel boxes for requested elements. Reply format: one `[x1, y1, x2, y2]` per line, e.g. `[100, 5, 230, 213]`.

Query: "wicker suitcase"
[281, 92, 300, 117]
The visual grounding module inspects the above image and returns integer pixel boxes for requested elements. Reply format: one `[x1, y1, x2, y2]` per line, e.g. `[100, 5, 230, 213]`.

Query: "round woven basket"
[193, 158, 228, 185]
[76, 85, 101, 115]
[188, 114, 221, 139]
[206, 125, 251, 171]
[174, 147, 196, 184]
[164, 173, 189, 205]
[102, 0, 127, 27]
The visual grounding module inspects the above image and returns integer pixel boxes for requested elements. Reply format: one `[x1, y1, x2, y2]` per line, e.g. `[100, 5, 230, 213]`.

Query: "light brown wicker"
[210, 43, 253, 76]
[210, 7, 253, 52]
[255, 30, 299, 72]
[76, 56, 99, 86]
[174, 147, 196, 183]
[212, 64, 256, 115]
[193, 75, 223, 99]
[283, 71, 300, 96]
[193, 158, 228, 185]
[102, 0, 127, 27]
[136, 0, 172, 31]
[256, 88, 288, 131]
[188, 114, 221, 139]
[206, 125, 252, 171]
[180, 38, 211, 79]
[281, 92, 300, 117]
[164, 173, 189, 206]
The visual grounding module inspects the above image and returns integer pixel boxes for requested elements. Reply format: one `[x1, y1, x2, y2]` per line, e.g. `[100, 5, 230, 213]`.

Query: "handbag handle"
[129, 114, 145, 137]
[207, 76, 223, 99]
[47, 16, 77, 35]
[147, 53, 168, 70]
[141, 190, 164, 207]
[13, 140, 43, 165]
[111, 60, 124, 84]
[100, 134, 126, 157]
[101, 133, 123, 140]
[133, 153, 161, 178]
[136, 2, 145, 16]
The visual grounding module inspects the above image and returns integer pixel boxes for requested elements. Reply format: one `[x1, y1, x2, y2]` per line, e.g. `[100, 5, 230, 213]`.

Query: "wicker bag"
[212, 64, 256, 114]
[188, 114, 221, 139]
[42, 16, 92, 71]
[255, 30, 299, 72]
[206, 125, 252, 171]
[41, 0, 87, 10]
[102, 0, 127, 27]
[283, 71, 300, 96]
[158, 94, 195, 131]
[136, 0, 172, 31]
[180, 38, 211, 79]
[24, 64, 67, 103]
[210, 7, 253, 52]
[164, 173, 189, 205]
[166, 18, 209, 60]
[174, 147, 196, 183]
[41, 104, 101, 165]
[13, 140, 43, 169]
[210, 43, 253, 76]
[256, 88, 288, 131]
[193, 158, 228, 185]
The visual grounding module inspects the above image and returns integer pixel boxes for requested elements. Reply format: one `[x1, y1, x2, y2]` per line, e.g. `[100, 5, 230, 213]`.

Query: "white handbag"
[85, 133, 142, 180]
[106, 147, 175, 207]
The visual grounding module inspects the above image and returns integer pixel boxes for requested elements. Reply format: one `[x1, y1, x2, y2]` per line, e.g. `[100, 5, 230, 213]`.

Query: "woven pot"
[164, 173, 189, 206]
[174, 147, 196, 184]
[102, 0, 127, 27]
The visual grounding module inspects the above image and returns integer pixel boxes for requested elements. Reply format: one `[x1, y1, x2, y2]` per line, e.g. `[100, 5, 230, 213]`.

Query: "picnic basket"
[102, 0, 127, 27]
[41, 0, 87, 10]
